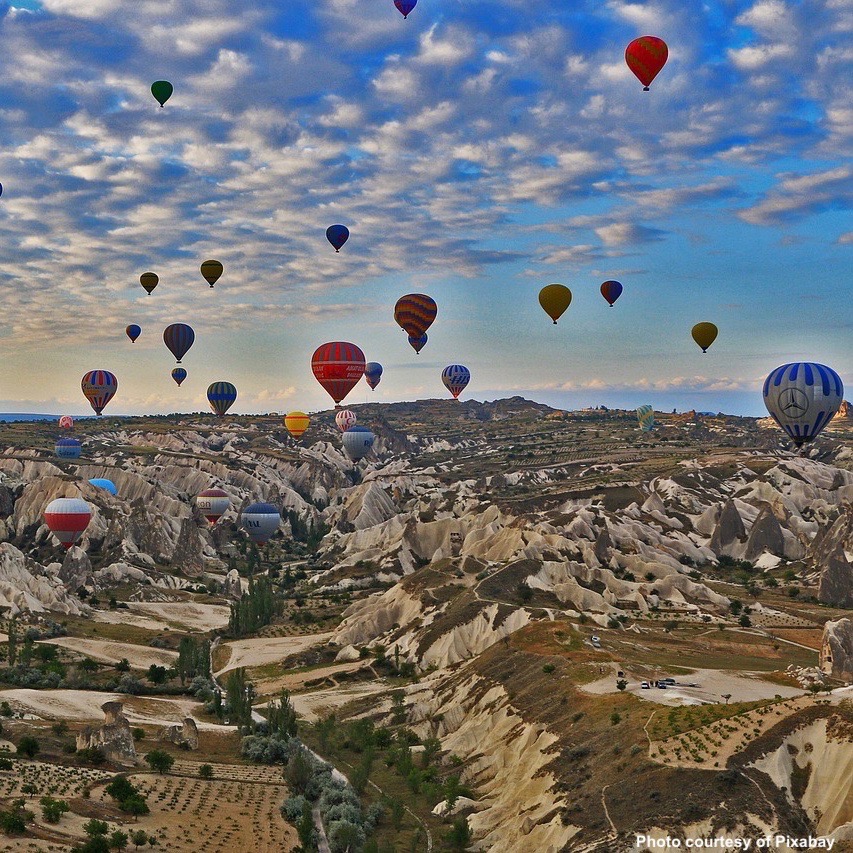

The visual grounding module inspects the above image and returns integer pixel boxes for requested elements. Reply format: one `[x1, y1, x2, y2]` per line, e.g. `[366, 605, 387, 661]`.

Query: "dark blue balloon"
[326, 224, 349, 252]
[395, 0, 417, 17]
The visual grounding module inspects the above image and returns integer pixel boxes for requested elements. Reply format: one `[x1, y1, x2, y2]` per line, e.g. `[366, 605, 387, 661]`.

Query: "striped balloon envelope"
[44, 497, 91, 550]
[625, 36, 668, 90]
[55, 438, 82, 459]
[762, 362, 843, 448]
[364, 362, 383, 390]
[163, 323, 195, 363]
[284, 411, 310, 440]
[207, 382, 237, 416]
[636, 405, 655, 432]
[171, 367, 187, 387]
[196, 488, 230, 524]
[311, 342, 366, 407]
[442, 364, 471, 400]
[335, 409, 357, 432]
[408, 333, 427, 354]
[394, 294, 437, 339]
[81, 370, 118, 416]
[58, 416, 74, 430]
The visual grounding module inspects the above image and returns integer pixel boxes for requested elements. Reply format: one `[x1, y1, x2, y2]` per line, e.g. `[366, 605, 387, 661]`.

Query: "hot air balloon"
[196, 488, 230, 525]
[171, 367, 187, 387]
[394, 294, 437, 339]
[0, 183, 3, 198]
[240, 502, 281, 545]
[55, 438, 82, 459]
[326, 225, 349, 252]
[408, 333, 428, 354]
[151, 80, 173, 107]
[140, 272, 159, 295]
[311, 342, 366, 408]
[636, 405, 655, 432]
[442, 365, 470, 400]
[691, 322, 718, 353]
[163, 323, 195, 363]
[126, 324, 141, 343]
[395, 0, 417, 17]
[335, 410, 357, 432]
[364, 362, 383, 390]
[284, 411, 310, 440]
[200, 260, 223, 288]
[538, 284, 572, 324]
[208, 382, 237, 416]
[625, 36, 668, 91]
[44, 497, 91, 550]
[82, 370, 118, 416]
[89, 478, 118, 496]
[342, 425, 375, 461]
[600, 280, 623, 308]
[762, 363, 843, 448]
[58, 416, 74, 430]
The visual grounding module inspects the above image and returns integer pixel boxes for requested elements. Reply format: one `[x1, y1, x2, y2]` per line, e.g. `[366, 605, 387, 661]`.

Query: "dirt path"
[214, 632, 333, 677]
[40, 636, 178, 669]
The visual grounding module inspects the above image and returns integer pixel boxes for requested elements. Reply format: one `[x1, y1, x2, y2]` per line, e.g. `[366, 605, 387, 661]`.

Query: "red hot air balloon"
[44, 497, 92, 550]
[311, 342, 366, 409]
[625, 36, 668, 90]
[58, 416, 74, 430]
[82, 371, 118, 416]
[394, 294, 437, 339]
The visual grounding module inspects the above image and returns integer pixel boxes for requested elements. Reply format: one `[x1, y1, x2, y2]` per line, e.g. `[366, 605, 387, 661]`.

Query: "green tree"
[84, 819, 110, 837]
[109, 830, 129, 850]
[121, 796, 149, 820]
[444, 775, 461, 812]
[131, 830, 148, 849]
[297, 800, 314, 850]
[115, 659, 131, 673]
[21, 782, 37, 798]
[616, 679, 628, 691]
[144, 750, 174, 774]
[146, 664, 168, 685]
[17, 736, 40, 759]
[446, 817, 472, 850]
[198, 764, 214, 780]
[6, 618, 17, 667]
[41, 795, 70, 823]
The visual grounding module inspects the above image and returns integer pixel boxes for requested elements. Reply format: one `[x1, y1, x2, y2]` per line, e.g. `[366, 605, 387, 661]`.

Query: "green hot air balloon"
[200, 260, 223, 288]
[151, 81, 173, 107]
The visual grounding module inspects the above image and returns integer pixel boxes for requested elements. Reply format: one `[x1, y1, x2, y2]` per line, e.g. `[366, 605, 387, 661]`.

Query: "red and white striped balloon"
[44, 498, 92, 550]
[196, 488, 230, 525]
[335, 409, 357, 432]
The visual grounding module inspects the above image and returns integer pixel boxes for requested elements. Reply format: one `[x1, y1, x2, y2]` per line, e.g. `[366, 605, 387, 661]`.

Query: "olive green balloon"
[151, 81, 173, 107]
[200, 260, 223, 288]
[140, 272, 159, 295]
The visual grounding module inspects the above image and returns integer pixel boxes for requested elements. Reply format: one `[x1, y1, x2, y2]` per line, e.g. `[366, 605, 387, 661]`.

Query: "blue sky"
[0, 0, 849, 417]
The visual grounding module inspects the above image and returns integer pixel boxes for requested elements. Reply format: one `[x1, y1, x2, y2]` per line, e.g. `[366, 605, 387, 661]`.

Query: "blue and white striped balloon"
[442, 365, 470, 400]
[762, 362, 843, 447]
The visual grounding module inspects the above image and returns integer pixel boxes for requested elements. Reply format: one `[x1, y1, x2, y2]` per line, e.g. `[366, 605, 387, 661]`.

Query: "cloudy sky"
[0, 0, 849, 417]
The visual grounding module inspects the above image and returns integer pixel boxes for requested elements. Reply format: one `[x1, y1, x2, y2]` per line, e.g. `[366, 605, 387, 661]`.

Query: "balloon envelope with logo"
[240, 502, 281, 545]
[197, 488, 230, 525]
[342, 425, 375, 461]
[636, 405, 655, 432]
[55, 438, 82, 459]
[762, 362, 843, 448]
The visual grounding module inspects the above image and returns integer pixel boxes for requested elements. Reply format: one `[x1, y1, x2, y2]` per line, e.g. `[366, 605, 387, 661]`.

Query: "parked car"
[640, 681, 650, 689]
[655, 681, 667, 689]
[663, 678, 676, 685]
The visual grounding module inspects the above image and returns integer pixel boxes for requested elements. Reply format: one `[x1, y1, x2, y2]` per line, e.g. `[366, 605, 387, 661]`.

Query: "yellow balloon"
[539, 284, 572, 324]
[284, 411, 310, 440]
[691, 322, 718, 353]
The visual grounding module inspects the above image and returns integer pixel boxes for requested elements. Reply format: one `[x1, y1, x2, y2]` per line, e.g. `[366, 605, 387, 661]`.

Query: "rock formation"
[821, 618, 853, 683]
[76, 701, 138, 766]
[224, 568, 242, 599]
[0, 542, 85, 615]
[58, 545, 93, 592]
[709, 499, 746, 556]
[160, 717, 199, 750]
